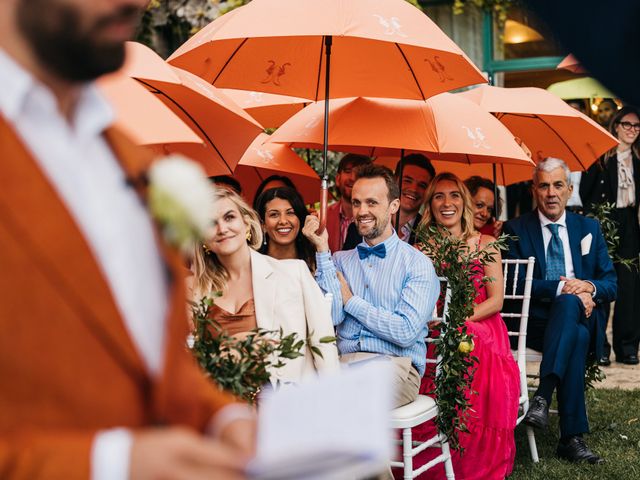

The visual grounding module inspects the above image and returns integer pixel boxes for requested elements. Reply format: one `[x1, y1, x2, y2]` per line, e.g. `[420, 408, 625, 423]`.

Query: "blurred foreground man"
[0, 1, 253, 478]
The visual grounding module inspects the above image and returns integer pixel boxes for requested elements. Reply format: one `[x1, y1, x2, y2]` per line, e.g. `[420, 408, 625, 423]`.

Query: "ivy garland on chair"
[414, 224, 510, 451]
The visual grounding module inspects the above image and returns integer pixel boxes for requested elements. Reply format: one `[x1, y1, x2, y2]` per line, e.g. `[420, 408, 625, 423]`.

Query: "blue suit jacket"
[503, 210, 617, 354]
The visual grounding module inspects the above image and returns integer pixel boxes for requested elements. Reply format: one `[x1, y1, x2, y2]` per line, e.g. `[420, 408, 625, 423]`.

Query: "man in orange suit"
[0, 1, 253, 478]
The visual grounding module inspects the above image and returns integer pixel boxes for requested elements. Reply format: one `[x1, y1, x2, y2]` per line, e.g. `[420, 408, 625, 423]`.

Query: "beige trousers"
[340, 352, 421, 408]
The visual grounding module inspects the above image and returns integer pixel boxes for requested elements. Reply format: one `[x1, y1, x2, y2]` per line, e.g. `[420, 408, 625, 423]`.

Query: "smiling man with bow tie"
[303, 164, 439, 408]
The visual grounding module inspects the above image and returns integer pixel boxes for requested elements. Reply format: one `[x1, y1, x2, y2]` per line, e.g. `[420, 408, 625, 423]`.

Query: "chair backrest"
[501, 257, 535, 400]
[425, 277, 450, 371]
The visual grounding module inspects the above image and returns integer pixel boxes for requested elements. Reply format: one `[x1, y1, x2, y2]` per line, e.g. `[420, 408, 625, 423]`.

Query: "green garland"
[452, 0, 519, 26]
[189, 296, 334, 404]
[415, 225, 510, 451]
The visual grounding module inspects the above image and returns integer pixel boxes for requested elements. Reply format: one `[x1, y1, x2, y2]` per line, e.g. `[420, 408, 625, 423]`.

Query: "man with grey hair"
[504, 157, 616, 464]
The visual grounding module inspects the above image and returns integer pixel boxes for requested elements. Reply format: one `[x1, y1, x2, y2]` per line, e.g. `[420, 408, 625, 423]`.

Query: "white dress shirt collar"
[538, 209, 567, 229]
[0, 48, 113, 137]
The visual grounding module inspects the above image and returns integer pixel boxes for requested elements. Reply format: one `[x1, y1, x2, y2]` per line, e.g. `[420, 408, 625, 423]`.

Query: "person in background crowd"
[0, 0, 253, 477]
[325, 153, 372, 252]
[191, 187, 339, 384]
[505, 157, 616, 464]
[596, 99, 619, 127]
[566, 98, 588, 115]
[414, 173, 519, 480]
[464, 176, 504, 237]
[343, 154, 435, 249]
[506, 180, 534, 219]
[581, 105, 640, 365]
[211, 175, 242, 195]
[252, 174, 296, 210]
[255, 186, 317, 272]
[303, 164, 439, 408]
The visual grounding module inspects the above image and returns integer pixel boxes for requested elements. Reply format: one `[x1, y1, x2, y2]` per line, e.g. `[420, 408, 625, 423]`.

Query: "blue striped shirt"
[315, 232, 439, 376]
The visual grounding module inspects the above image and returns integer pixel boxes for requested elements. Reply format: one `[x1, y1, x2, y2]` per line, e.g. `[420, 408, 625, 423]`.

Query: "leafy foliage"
[189, 296, 335, 404]
[452, 0, 519, 26]
[587, 201, 639, 271]
[415, 224, 510, 451]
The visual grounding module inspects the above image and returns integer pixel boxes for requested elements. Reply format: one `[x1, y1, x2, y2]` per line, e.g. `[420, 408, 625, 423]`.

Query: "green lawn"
[510, 389, 640, 479]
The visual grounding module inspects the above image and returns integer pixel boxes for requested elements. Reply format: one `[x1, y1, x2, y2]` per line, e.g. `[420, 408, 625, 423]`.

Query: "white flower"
[147, 154, 213, 252]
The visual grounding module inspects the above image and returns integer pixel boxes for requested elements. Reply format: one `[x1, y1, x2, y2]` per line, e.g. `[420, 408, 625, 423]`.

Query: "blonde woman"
[191, 187, 340, 384]
[412, 173, 519, 480]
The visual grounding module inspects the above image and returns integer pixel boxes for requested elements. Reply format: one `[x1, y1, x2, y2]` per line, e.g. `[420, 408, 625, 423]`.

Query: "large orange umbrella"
[269, 94, 532, 165]
[121, 42, 264, 176]
[557, 54, 586, 74]
[168, 0, 485, 227]
[236, 133, 321, 205]
[221, 89, 310, 128]
[98, 73, 203, 150]
[459, 85, 618, 171]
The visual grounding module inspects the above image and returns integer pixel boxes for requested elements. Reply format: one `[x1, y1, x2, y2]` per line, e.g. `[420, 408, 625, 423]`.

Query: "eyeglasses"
[618, 121, 640, 132]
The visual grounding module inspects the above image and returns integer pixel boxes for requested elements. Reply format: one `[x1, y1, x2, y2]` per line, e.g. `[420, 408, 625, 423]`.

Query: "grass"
[510, 388, 640, 479]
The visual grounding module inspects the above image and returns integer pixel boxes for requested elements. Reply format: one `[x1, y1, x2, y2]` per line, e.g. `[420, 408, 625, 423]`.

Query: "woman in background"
[191, 187, 339, 384]
[581, 105, 640, 365]
[412, 172, 519, 480]
[255, 187, 316, 272]
[464, 175, 503, 237]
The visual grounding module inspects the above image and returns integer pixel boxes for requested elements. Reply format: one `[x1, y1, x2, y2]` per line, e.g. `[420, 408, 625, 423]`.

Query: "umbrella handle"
[317, 180, 329, 234]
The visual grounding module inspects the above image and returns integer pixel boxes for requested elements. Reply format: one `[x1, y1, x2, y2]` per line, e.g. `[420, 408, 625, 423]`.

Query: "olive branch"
[189, 296, 335, 404]
[415, 224, 510, 452]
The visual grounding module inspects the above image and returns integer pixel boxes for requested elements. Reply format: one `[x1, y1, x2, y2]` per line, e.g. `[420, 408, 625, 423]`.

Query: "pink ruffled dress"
[399, 259, 520, 480]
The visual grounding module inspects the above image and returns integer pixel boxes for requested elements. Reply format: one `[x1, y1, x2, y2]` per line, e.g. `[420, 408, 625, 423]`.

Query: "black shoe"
[523, 396, 549, 430]
[557, 436, 604, 464]
[616, 354, 640, 365]
[598, 355, 611, 366]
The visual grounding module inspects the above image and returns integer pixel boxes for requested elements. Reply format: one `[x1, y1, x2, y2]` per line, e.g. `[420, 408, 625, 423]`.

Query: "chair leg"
[440, 433, 455, 480]
[402, 427, 413, 480]
[526, 426, 539, 463]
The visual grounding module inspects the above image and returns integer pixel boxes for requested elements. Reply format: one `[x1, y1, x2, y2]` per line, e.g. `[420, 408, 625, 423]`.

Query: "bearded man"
[0, 1, 253, 478]
[303, 164, 439, 408]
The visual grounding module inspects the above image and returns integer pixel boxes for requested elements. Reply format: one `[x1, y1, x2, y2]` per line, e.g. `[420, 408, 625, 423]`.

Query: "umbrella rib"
[313, 36, 326, 102]
[394, 43, 426, 101]
[212, 38, 249, 86]
[138, 80, 232, 173]
[503, 113, 584, 169]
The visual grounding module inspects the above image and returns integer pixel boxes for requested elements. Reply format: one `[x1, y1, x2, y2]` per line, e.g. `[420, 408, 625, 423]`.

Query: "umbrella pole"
[395, 149, 405, 234]
[492, 163, 499, 224]
[319, 35, 332, 233]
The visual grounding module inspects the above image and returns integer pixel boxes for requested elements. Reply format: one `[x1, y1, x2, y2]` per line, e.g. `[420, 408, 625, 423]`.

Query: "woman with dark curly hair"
[255, 186, 317, 272]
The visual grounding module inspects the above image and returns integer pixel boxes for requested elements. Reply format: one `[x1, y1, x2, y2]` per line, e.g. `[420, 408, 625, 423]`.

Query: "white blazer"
[250, 250, 340, 384]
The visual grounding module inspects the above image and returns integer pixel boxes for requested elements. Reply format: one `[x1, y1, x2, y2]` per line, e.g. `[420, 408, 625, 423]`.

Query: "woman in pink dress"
[409, 172, 520, 480]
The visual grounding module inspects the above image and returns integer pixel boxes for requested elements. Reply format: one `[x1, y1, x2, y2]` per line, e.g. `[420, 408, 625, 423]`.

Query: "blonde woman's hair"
[418, 172, 477, 240]
[191, 186, 263, 299]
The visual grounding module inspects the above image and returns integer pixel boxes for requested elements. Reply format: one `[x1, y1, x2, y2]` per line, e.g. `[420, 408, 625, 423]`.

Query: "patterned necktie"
[545, 223, 566, 280]
[357, 243, 386, 260]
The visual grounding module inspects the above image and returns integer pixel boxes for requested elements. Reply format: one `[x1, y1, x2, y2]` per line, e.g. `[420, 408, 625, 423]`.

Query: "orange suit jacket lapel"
[0, 117, 147, 380]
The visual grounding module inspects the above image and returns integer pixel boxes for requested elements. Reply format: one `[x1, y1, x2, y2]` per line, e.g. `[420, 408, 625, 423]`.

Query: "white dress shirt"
[538, 210, 575, 297]
[0, 49, 169, 480]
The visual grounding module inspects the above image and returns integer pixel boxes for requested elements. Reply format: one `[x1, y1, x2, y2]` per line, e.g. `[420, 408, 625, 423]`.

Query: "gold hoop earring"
[246, 230, 252, 242]
[202, 243, 211, 254]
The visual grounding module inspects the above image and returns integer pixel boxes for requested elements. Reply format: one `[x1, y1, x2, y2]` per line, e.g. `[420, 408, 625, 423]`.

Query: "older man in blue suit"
[504, 157, 616, 464]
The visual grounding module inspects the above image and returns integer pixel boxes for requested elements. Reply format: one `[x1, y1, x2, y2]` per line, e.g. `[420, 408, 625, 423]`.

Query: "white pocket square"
[581, 233, 592, 256]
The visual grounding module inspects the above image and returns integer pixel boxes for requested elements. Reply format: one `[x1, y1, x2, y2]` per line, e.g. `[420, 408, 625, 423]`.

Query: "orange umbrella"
[459, 85, 618, 170]
[221, 89, 310, 128]
[98, 73, 203, 150]
[121, 42, 264, 176]
[269, 94, 532, 165]
[168, 0, 486, 227]
[168, 0, 485, 101]
[236, 133, 321, 205]
[557, 54, 586, 74]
